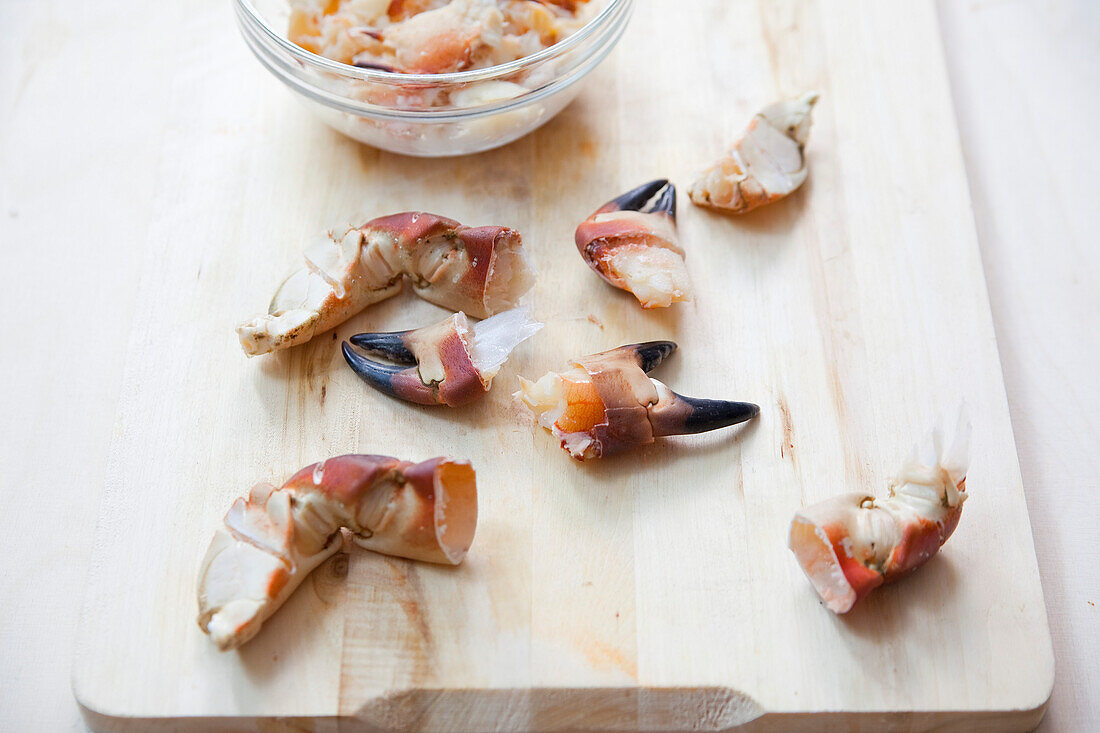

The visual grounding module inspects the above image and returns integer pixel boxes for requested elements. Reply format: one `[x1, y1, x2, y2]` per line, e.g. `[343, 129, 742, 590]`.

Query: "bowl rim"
[243, 19, 621, 122]
[236, 0, 628, 85]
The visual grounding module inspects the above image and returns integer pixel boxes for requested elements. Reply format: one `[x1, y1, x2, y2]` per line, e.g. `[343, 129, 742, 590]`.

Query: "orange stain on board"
[777, 396, 795, 461]
[583, 640, 638, 680]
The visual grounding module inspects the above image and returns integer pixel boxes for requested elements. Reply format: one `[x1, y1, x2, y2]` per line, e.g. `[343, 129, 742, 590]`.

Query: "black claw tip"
[629, 340, 678, 372]
[342, 341, 406, 397]
[651, 182, 677, 221]
[678, 396, 760, 434]
[348, 331, 417, 364]
[608, 179, 671, 214]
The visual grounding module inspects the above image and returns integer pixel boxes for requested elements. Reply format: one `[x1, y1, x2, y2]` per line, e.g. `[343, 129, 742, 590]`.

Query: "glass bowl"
[234, 0, 634, 157]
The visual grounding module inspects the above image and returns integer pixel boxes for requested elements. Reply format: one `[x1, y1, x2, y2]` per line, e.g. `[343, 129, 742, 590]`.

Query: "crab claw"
[788, 414, 970, 614]
[689, 92, 819, 214]
[197, 454, 478, 650]
[343, 342, 435, 405]
[603, 179, 677, 219]
[649, 387, 760, 436]
[347, 331, 417, 364]
[516, 341, 758, 460]
[575, 181, 693, 309]
[620, 340, 677, 373]
[236, 211, 535, 356]
[344, 309, 542, 407]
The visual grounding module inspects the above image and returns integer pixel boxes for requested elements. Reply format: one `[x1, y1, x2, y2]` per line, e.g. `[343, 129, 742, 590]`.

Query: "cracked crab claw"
[197, 454, 477, 651]
[788, 413, 971, 614]
[575, 179, 692, 309]
[236, 212, 535, 356]
[516, 341, 759, 460]
[342, 308, 542, 407]
[689, 92, 819, 214]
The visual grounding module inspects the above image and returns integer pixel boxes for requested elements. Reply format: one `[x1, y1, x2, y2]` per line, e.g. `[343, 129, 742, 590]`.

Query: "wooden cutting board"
[73, 1, 1054, 730]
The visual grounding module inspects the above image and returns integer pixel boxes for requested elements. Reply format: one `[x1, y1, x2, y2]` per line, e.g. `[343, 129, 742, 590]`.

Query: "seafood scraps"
[197, 454, 477, 650]
[343, 308, 542, 406]
[237, 212, 535, 356]
[288, 0, 597, 74]
[516, 341, 759, 459]
[575, 180, 692, 309]
[788, 415, 970, 614]
[689, 92, 819, 214]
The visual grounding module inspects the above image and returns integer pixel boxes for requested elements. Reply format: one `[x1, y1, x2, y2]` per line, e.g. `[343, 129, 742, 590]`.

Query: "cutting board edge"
[70, 0, 1058, 727]
[74, 679, 1053, 733]
[75, 702, 1051, 733]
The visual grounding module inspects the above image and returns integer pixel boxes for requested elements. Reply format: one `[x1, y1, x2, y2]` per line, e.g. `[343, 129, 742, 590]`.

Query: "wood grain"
[64, 0, 1055, 730]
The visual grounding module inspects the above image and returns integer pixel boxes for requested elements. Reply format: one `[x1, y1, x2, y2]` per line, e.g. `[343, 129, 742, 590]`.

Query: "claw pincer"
[574, 180, 693, 309]
[343, 309, 542, 407]
[516, 341, 758, 460]
[344, 312, 486, 407]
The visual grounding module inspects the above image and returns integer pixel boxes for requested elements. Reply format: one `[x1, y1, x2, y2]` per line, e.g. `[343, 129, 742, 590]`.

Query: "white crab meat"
[689, 92, 819, 214]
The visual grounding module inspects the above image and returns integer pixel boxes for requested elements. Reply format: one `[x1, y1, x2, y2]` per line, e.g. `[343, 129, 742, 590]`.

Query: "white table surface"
[0, 1, 1095, 730]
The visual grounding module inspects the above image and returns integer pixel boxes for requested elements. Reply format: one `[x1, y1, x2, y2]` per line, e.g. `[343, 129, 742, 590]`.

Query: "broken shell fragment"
[516, 341, 759, 460]
[689, 92, 819, 214]
[197, 454, 477, 651]
[788, 413, 971, 614]
[236, 212, 536, 356]
[575, 180, 693, 309]
[343, 308, 542, 407]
